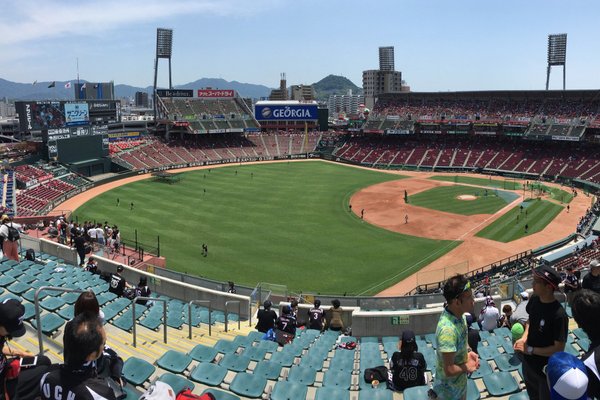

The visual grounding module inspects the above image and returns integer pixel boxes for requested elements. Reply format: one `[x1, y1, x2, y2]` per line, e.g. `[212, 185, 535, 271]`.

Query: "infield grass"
[526, 183, 573, 204]
[475, 199, 563, 242]
[430, 175, 522, 190]
[74, 161, 461, 295]
[408, 185, 517, 215]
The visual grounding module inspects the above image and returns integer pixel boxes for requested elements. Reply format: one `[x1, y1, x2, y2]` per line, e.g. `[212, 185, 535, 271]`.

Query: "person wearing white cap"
[546, 352, 589, 400]
[582, 260, 600, 295]
[510, 291, 530, 327]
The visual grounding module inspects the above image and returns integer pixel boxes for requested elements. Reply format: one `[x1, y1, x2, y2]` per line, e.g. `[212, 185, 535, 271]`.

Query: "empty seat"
[477, 345, 500, 361]
[156, 350, 192, 374]
[214, 339, 238, 354]
[314, 386, 349, 400]
[359, 388, 394, 400]
[287, 365, 317, 386]
[268, 350, 296, 367]
[508, 392, 530, 400]
[240, 345, 268, 362]
[31, 314, 65, 336]
[494, 353, 521, 372]
[270, 381, 308, 400]
[189, 362, 227, 386]
[467, 379, 481, 400]
[218, 353, 251, 373]
[401, 385, 430, 400]
[229, 372, 266, 398]
[252, 360, 282, 380]
[122, 357, 155, 386]
[322, 369, 352, 389]
[483, 371, 519, 396]
[470, 360, 493, 379]
[188, 344, 218, 363]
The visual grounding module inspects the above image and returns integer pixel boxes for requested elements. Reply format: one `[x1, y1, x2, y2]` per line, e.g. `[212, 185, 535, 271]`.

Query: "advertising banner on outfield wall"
[197, 89, 235, 98]
[254, 104, 318, 121]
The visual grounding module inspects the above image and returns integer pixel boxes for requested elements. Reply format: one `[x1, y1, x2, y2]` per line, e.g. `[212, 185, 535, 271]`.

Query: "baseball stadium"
[0, 31, 599, 400]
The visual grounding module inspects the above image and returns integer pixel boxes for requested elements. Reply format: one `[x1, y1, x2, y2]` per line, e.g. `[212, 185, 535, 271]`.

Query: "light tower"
[546, 33, 567, 90]
[153, 28, 173, 121]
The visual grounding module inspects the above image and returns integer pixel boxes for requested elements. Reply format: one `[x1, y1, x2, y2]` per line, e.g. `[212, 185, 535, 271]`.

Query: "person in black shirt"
[85, 257, 98, 275]
[582, 260, 600, 294]
[307, 299, 325, 331]
[0, 299, 52, 400]
[275, 305, 296, 345]
[255, 301, 277, 333]
[387, 330, 427, 391]
[572, 289, 600, 399]
[514, 265, 568, 400]
[134, 277, 152, 306]
[41, 312, 116, 400]
[73, 231, 87, 267]
[108, 266, 128, 297]
[465, 313, 481, 355]
[563, 265, 581, 305]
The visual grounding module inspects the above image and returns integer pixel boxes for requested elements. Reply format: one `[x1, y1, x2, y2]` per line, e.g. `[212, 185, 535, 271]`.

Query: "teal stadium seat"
[189, 362, 227, 386]
[508, 392, 530, 400]
[122, 357, 156, 386]
[483, 371, 519, 396]
[467, 379, 481, 400]
[188, 344, 218, 363]
[156, 350, 192, 374]
[286, 365, 317, 386]
[218, 353, 251, 373]
[228, 372, 266, 398]
[359, 388, 393, 400]
[201, 388, 240, 400]
[240, 345, 268, 362]
[157, 373, 195, 394]
[470, 360, 493, 379]
[322, 369, 352, 389]
[214, 339, 239, 354]
[270, 381, 308, 400]
[252, 360, 282, 380]
[402, 385, 430, 400]
[494, 353, 521, 372]
[32, 314, 65, 336]
[314, 386, 349, 400]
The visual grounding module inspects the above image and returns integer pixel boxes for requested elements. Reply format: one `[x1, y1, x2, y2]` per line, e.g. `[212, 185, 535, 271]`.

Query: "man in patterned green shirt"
[433, 274, 480, 400]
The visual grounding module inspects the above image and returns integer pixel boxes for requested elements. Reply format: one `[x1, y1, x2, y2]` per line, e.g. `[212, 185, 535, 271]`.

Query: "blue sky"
[1, 0, 599, 91]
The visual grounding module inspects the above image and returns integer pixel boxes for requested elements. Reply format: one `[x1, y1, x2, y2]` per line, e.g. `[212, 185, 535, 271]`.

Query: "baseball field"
[73, 162, 461, 295]
[70, 161, 571, 295]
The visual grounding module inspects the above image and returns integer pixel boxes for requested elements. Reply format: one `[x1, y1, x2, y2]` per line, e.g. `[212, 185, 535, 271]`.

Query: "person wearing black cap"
[134, 276, 152, 306]
[0, 299, 52, 400]
[274, 305, 296, 345]
[255, 300, 278, 333]
[307, 299, 325, 331]
[387, 330, 427, 391]
[563, 265, 581, 305]
[107, 266, 130, 297]
[514, 265, 568, 400]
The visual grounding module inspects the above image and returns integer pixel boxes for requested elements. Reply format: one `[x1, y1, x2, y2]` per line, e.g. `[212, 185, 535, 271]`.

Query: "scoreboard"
[43, 125, 109, 162]
[15, 100, 120, 132]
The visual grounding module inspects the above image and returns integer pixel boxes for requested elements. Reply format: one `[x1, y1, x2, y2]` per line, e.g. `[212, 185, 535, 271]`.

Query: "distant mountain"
[0, 77, 272, 101]
[312, 75, 362, 101]
[0, 75, 358, 102]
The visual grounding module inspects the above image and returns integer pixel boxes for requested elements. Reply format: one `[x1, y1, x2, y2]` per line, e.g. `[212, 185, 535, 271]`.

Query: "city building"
[362, 46, 404, 109]
[135, 91, 150, 108]
[327, 91, 364, 118]
[290, 85, 316, 101]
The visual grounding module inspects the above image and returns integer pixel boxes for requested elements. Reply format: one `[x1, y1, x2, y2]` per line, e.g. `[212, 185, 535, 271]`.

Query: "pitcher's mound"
[457, 195, 477, 201]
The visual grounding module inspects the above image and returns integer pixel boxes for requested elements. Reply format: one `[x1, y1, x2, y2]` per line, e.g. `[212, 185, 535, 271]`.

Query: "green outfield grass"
[429, 175, 522, 190]
[475, 199, 563, 242]
[526, 183, 573, 204]
[74, 161, 461, 295]
[408, 185, 517, 215]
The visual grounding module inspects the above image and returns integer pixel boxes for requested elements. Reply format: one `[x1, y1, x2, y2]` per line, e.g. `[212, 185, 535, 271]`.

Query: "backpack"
[25, 249, 35, 261]
[364, 366, 388, 383]
[139, 381, 176, 400]
[6, 224, 19, 242]
[176, 388, 215, 400]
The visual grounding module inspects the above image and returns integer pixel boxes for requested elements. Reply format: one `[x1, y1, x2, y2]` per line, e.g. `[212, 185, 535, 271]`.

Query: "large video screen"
[16, 101, 65, 131]
[64, 102, 89, 126]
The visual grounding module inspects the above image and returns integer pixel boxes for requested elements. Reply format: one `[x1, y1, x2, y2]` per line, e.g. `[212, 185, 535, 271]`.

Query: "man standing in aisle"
[514, 265, 568, 400]
[433, 274, 480, 400]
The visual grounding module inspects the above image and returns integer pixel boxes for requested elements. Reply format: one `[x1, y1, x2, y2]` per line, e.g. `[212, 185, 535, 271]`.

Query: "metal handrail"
[35, 286, 85, 354]
[132, 297, 167, 347]
[224, 300, 241, 332]
[188, 300, 212, 338]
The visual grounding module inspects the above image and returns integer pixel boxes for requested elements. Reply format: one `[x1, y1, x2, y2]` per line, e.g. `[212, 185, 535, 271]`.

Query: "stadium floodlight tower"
[546, 33, 567, 90]
[153, 28, 173, 123]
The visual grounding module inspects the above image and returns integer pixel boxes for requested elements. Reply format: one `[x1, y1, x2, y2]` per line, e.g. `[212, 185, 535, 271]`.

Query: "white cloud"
[0, 0, 281, 45]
